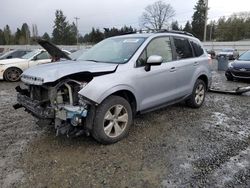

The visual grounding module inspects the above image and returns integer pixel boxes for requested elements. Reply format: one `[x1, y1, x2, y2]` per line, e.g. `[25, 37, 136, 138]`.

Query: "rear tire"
[92, 95, 132, 144]
[186, 79, 206, 108]
[4, 67, 22, 82]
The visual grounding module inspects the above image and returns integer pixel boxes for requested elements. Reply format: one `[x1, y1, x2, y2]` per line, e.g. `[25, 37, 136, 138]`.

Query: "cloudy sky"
[0, 0, 249, 36]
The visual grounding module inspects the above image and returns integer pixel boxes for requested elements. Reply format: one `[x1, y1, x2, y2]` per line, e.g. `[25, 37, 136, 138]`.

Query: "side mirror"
[145, 55, 163, 72]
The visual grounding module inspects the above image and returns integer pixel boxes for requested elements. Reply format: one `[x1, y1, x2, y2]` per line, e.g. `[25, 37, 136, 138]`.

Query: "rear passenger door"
[171, 37, 198, 96]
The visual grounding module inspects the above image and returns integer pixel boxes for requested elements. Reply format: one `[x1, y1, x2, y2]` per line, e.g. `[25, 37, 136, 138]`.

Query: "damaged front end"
[14, 78, 95, 137]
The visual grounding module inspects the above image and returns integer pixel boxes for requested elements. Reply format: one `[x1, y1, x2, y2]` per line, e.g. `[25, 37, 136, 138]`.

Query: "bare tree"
[140, 0, 175, 30]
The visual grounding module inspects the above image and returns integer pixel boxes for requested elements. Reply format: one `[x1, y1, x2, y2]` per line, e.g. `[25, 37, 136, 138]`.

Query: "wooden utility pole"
[203, 0, 208, 42]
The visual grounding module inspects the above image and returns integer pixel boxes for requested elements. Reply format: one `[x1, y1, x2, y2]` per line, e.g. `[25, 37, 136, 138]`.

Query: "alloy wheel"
[195, 84, 205, 105]
[103, 104, 128, 138]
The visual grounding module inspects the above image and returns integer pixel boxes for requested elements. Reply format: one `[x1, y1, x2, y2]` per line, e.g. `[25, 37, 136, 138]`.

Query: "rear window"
[190, 40, 204, 57]
[173, 37, 193, 59]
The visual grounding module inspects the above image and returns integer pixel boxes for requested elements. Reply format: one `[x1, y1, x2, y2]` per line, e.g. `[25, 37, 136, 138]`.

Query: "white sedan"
[0, 49, 51, 82]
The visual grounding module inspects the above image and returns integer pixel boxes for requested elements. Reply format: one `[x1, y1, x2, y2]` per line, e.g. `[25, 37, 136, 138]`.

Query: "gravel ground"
[0, 61, 250, 188]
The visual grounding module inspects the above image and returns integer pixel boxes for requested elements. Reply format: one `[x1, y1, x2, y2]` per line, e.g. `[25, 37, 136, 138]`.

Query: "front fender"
[78, 76, 137, 106]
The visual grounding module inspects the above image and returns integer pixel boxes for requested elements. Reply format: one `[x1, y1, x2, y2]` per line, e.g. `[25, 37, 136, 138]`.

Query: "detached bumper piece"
[15, 94, 54, 119]
[209, 86, 250, 95]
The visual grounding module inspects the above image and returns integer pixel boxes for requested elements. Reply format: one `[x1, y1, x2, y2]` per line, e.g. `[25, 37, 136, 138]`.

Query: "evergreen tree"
[3, 25, 11, 45]
[83, 26, 136, 43]
[66, 22, 77, 44]
[52, 10, 69, 44]
[206, 21, 216, 41]
[0, 29, 5, 45]
[191, 0, 206, 40]
[42, 32, 51, 41]
[183, 21, 192, 33]
[14, 28, 22, 44]
[21, 23, 30, 44]
[52, 10, 77, 45]
[171, 21, 180, 30]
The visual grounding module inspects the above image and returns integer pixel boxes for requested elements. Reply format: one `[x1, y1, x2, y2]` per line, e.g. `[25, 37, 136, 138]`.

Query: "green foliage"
[42, 32, 51, 41]
[82, 26, 136, 44]
[52, 10, 77, 45]
[191, 0, 206, 40]
[1, 7, 250, 44]
[183, 21, 192, 34]
[171, 21, 180, 30]
[20, 23, 30, 44]
[14, 28, 22, 44]
[0, 29, 5, 45]
[206, 21, 216, 41]
[215, 12, 250, 41]
[3, 25, 11, 45]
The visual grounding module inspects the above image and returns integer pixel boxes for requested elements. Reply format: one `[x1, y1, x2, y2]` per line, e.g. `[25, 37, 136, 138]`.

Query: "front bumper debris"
[16, 94, 54, 119]
[209, 86, 250, 95]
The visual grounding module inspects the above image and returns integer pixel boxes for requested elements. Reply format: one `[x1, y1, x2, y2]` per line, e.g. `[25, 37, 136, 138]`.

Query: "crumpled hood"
[0, 58, 26, 65]
[21, 60, 118, 84]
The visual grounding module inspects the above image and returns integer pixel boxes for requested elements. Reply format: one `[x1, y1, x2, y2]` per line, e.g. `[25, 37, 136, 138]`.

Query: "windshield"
[78, 37, 146, 64]
[21, 50, 39, 59]
[238, 51, 250, 61]
[70, 48, 88, 60]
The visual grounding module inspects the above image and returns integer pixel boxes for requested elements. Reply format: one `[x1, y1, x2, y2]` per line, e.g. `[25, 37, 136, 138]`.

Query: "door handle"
[170, 67, 176, 72]
[193, 62, 199, 66]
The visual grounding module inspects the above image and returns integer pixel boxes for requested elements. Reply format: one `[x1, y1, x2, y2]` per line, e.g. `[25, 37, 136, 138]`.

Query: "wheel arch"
[197, 74, 208, 90]
[109, 90, 137, 116]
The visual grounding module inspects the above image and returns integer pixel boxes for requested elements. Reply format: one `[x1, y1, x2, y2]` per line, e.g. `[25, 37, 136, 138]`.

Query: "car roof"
[112, 32, 198, 41]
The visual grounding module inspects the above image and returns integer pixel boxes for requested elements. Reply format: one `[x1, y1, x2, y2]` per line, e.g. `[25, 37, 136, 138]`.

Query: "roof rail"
[136, 29, 194, 37]
[156, 29, 194, 37]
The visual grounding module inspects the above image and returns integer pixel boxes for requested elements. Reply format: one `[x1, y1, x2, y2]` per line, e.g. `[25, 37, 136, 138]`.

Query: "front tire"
[92, 96, 132, 144]
[186, 79, 206, 108]
[4, 67, 22, 82]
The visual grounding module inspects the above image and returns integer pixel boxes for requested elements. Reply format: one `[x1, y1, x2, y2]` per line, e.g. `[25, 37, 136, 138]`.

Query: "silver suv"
[15, 31, 212, 144]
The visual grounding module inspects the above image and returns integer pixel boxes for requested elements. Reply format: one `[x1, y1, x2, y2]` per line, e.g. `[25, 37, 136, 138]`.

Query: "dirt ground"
[0, 61, 250, 188]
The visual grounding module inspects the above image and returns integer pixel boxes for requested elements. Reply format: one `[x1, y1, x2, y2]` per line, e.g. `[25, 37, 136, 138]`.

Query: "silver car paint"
[79, 34, 211, 111]
[21, 33, 211, 112]
[21, 60, 117, 84]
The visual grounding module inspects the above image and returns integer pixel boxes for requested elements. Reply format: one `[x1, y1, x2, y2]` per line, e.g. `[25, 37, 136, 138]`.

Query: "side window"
[36, 52, 50, 60]
[11, 51, 20, 58]
[136, 37, 173, 67]
[173, 37, 193, 59]
[15, 51, 26, 57]
[190, 40, 204, 57]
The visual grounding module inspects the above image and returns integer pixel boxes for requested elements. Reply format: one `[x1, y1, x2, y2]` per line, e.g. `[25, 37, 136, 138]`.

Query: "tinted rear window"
[173, 37, 193, 59]
[190, 40, 204, 57]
